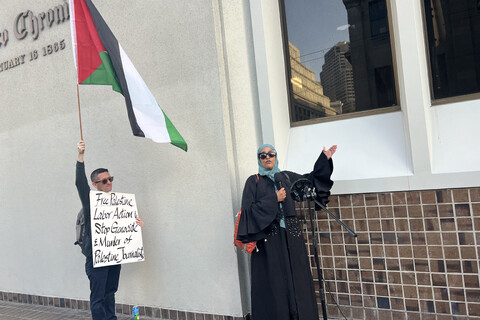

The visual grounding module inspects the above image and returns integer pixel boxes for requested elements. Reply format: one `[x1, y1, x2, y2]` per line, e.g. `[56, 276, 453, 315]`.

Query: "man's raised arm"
[76, 140, 89, 208]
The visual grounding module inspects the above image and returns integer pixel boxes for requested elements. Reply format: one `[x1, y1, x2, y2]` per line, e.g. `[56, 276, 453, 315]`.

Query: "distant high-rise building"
[289, 43, 336, 121]
[424, 0, 480, 99]
[343, 0, 397, 110]
[320, 41, 356, 114]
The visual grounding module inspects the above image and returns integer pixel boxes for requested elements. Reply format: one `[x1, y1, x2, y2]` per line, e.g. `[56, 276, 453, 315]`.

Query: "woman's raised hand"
[323, 145, 337, 160]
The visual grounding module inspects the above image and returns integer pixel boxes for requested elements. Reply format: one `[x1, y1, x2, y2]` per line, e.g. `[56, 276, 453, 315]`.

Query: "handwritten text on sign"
[90, 191, 144, 268]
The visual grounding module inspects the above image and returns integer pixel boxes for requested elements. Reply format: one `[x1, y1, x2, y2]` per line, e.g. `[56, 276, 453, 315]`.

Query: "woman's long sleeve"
[306, 152, 334, 207]
[236, 175, 278, 243]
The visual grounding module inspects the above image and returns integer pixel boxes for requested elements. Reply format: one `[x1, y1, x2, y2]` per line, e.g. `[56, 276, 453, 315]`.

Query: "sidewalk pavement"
[0, 300, 159, 320]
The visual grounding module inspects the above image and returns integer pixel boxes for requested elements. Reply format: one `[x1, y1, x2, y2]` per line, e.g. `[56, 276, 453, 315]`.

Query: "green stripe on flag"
[163, 110, 187, 152]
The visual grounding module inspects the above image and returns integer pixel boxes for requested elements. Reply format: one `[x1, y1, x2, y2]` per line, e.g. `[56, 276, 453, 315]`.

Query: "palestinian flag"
[69, 0, 187, 151]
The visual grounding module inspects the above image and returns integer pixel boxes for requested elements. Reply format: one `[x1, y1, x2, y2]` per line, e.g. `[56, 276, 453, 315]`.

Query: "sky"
[284, 0, 350, 81]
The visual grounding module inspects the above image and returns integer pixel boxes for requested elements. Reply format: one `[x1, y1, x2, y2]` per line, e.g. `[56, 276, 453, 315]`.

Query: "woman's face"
[259, 147, 276, 170]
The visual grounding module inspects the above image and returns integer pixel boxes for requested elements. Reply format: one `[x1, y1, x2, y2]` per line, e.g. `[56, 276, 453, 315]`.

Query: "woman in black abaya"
[236, 143, 337, 320]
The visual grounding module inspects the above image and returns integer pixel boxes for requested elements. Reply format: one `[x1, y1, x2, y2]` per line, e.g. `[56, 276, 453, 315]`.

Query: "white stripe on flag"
[69, 0, 79, 83]
[119, 45, 171, 143]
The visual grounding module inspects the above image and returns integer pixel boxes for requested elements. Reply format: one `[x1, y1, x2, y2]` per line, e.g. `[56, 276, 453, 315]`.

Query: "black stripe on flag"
[84, 0, 145, 138]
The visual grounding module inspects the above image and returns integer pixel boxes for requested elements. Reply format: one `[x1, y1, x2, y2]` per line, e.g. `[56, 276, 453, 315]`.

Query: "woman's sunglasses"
[95, 176, 114, 184]
[258, 152, 277, 160]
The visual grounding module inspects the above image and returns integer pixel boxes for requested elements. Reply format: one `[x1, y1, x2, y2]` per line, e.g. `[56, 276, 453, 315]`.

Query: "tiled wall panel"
[303, 187, 480, 319]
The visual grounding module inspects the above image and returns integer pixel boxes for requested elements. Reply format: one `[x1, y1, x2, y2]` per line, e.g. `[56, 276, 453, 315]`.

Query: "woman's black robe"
[236, 152, 333, 320]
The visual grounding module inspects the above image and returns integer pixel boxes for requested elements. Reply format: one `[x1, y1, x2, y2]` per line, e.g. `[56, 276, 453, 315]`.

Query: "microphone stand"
[291, 179, 357, 320]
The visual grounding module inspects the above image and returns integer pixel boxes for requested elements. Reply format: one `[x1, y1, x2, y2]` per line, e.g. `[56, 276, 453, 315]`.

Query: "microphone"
[292, 189, 300, 202]
[278, 181, 285, 202]
[290, 178, 314, 202]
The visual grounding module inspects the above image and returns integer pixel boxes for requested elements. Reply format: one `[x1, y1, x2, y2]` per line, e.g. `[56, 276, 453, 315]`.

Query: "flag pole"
[76, 83, 83, 140]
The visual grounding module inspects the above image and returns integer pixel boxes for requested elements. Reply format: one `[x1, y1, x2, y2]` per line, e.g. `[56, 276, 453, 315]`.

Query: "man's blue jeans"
[85, 257, 121, 320]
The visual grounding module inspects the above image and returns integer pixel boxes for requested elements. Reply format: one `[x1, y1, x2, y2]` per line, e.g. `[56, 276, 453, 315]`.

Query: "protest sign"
[90, 191, 145, 267]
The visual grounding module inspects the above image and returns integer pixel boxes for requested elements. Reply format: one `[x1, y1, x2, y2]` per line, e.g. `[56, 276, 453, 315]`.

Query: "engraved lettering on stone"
[14, 11, 28, 40]
[11, 2, 70, 42]
[0, 30, 8, 48]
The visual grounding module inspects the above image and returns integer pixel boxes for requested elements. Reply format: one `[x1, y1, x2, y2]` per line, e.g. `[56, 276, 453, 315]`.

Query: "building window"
[369, 0, 389, 37]
[280, 0, 398, 124]
[423, 0, 480, 100]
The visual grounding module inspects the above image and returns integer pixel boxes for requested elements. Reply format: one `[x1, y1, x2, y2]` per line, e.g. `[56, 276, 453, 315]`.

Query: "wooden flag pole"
[76, 83, 84, 140]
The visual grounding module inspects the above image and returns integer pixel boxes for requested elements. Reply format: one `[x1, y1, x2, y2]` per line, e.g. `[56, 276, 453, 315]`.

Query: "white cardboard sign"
[90, 191, 145, 268]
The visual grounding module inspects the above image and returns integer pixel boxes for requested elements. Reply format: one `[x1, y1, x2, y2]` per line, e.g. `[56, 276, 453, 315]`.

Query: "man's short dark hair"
[91, 168, 109, 182]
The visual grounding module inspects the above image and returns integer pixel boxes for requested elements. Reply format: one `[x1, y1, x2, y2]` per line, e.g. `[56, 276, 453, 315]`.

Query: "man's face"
[92, 172, 113, 192]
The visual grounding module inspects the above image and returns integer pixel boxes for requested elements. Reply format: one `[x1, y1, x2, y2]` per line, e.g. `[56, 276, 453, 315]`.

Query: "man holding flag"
[69, 0, 188, 316]
[69, 0, 187, 316]
[76, 140, 144, 319]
